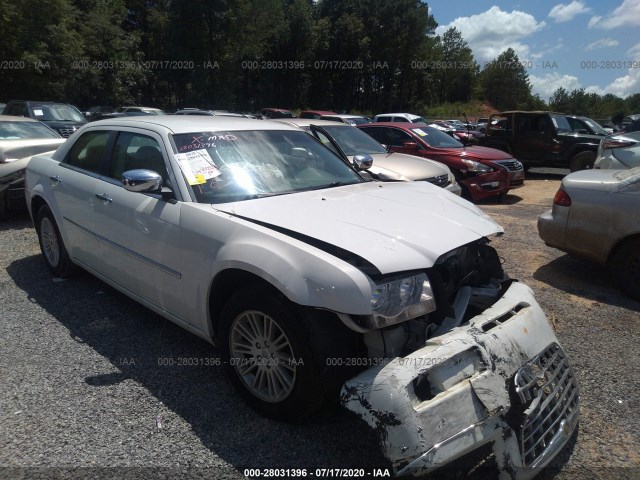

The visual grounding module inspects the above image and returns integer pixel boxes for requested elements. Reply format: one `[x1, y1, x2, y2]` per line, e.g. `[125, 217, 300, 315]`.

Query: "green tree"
[478, 48, 532, 110]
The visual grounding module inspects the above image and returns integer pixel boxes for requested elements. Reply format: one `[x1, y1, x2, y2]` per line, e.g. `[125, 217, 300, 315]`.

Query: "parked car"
[359, 122, 524, 201]
[373, 112, 426, 123]
[119, 106, 164, 115]
[478, 111, 601, 171]
[0, 115, 65, 218]
[538, 167, 640, 301]
[298, 110, 337, 119]
[564, 115, 609, 136]
[259, 108, 295, 119]
[594, 132, 640, 169]
[318, 114, 370, 125]
[619, 114, 640, 133]
[25, 115, 578, 478]
[174, 109, 251, 118]
[83, 106, 118, 121]
[275, 118, 460, 194]
[3, 100, 87, 138]
[0, 103, 6, 114]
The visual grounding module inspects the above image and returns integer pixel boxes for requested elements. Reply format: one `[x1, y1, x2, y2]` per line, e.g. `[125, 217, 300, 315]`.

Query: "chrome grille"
[57, 127, 77, 138]
[514, 343, 579, 468]
[423, 174, 450, 188]
[494, 160, 523, 171]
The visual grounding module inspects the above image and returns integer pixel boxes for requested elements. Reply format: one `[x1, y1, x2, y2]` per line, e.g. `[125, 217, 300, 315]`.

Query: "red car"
[299, 110, 337, 119]
[358, 123, 524, 202]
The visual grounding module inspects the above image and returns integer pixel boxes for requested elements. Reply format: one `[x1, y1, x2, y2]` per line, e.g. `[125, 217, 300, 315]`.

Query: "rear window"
[0, 121, 60, 139]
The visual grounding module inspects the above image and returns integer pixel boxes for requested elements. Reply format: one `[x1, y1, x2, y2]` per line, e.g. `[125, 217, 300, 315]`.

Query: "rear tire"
[35, 205, 76, 277]
[609, 240, 640, 301]
[219, 287, 326, 421]
[0, 192, 7, 221]
[569, 151, 596, 172]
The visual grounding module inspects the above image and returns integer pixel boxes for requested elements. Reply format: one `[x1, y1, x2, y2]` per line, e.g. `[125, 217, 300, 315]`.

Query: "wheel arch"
[207, 268, 282, 340]
[607, 233, 640, 266]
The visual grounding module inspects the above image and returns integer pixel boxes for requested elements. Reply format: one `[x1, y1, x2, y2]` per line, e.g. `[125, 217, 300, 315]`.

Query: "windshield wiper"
[240, 191, 294, 200]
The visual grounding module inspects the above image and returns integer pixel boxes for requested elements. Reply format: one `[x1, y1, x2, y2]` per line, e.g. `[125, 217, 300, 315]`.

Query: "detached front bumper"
[341, 281, 579, 479]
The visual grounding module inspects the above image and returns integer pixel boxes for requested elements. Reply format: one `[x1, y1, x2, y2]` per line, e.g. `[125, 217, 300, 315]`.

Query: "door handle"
[49, 175, 62, 184]
[95, 193, 112, 203]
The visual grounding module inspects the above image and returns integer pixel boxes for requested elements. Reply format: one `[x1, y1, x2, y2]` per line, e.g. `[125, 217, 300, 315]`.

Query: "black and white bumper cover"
[341, 282, 579, 479]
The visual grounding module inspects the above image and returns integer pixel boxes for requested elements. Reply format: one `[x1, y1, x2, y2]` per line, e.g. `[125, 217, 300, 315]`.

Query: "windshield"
[410, 126, 463, 148]
[583, 118, 608, 135]
[31, 104, 86, 123]
[0, 121, 61, 139]
[550, 114, 572, 133]
[321, 125, 388, 156]
[172, 130, 363, 204]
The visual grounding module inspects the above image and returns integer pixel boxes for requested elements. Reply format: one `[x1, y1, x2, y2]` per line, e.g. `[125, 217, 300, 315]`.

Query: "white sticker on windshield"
[413, 128, 428, 136]
[33, 109, 44, 116]
[175, 149, 221, 185]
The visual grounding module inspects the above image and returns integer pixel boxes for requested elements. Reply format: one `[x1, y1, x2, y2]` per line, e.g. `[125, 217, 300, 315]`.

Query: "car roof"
[360, 122, 428, 128]
[274, 118, 347, 128]
[86, 115, 299, 133]
[321, 114, 365, 119]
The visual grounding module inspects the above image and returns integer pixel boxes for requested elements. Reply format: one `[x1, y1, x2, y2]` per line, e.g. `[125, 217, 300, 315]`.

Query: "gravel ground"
[1, 174, 638, 480]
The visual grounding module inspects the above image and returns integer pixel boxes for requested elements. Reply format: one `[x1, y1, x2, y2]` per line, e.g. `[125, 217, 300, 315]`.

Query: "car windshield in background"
[584, 118, 608, 135]
[411, 126, 463, 148]
[0, 121, 60, 139]
[30, 104, 85, 123]
[550, 114, 572, 133]
[172, 130, 363, 204]
[321, 125, 388, 156]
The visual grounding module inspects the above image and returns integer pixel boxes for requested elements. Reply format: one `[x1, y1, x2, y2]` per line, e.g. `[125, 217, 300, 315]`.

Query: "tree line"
[1, 0, 638, 117]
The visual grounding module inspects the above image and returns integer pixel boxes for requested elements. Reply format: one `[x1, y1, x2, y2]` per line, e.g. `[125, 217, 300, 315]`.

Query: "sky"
[429, 0, 640, 101]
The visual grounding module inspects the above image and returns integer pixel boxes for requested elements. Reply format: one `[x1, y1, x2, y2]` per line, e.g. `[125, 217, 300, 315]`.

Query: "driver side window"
[109, 132, 167, 184]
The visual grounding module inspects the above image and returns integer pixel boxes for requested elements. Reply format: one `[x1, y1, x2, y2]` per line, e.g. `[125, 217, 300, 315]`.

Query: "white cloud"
[585, 38, 620, 51]
[628, 42, 640, 57]
[529, 73, 582, 101]
[435, 6, 546, 63]
[588, 0, 640, 29]
[602, 69, 640, 97]
[548, 1, 591, 23]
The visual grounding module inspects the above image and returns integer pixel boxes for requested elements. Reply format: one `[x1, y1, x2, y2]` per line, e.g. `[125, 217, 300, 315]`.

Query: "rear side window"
[360, 127, 389, 145]
[64, 131, 110, 174]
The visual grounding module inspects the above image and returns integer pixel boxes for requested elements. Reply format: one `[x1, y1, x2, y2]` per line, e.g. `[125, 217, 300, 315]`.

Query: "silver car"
[0, 115, 65, 218]
[26, 115, 578, 478]
[538, 167, 640, 301]
[594, 132, 640, 169]
[275, 118, 461, 194]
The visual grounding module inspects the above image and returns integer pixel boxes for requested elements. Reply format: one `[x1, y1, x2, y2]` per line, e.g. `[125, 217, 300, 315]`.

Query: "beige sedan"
[538, 167, 640, 301]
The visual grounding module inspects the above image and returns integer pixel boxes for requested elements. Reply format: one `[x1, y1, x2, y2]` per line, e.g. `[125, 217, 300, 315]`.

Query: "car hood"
[455, 146, 514, 161]
[356, 152, 449, 181]
[0, 138, 65, 163]
[214, 181, 502, 274]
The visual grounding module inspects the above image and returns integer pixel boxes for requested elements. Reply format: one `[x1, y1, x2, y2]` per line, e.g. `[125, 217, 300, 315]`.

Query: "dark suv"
[3, 101, 87, 138]
[478, 111, 601, 171]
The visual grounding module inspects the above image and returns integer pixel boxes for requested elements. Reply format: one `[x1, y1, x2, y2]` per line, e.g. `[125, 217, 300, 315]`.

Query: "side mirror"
[352, 154, 373, 171]
[122, 169, 162, 193]
[402, 141, 419, 150]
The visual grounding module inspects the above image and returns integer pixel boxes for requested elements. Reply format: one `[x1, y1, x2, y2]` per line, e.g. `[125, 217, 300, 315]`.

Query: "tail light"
[553, 188, 572, 207]
[601, 136, 636, 150]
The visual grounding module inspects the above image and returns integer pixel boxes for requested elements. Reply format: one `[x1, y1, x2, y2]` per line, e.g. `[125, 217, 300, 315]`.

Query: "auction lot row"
[1, 173, 638, 480]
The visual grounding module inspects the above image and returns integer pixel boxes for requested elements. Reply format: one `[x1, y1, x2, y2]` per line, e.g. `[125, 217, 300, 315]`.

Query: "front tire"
[35, 205, 76, 277]
[609, 240, 640, 301]
[219, 288, 325, 421]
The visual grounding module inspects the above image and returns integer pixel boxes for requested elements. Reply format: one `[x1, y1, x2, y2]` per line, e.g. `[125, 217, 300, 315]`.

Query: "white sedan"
[26, 116, 578, 478]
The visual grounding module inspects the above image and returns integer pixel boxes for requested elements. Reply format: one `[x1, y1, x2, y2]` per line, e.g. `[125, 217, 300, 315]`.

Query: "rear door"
[48, 129, 112, 269]
[89, 128, 186, 319]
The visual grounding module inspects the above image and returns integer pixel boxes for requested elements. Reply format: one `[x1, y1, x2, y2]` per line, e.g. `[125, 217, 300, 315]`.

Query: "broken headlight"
[370, 273, 436, 327]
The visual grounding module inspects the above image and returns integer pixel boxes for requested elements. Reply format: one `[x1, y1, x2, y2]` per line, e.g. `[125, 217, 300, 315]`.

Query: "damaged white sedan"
[25, 116, 579, 478]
